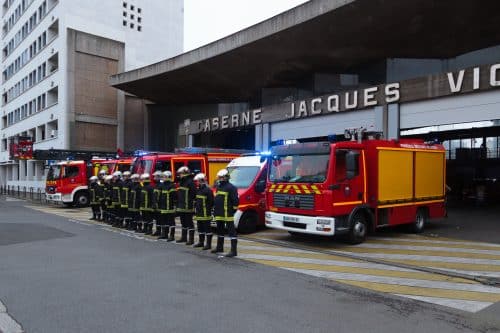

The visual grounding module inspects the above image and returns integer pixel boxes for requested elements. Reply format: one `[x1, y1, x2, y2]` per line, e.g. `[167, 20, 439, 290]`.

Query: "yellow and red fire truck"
[264, 129, 447, 244]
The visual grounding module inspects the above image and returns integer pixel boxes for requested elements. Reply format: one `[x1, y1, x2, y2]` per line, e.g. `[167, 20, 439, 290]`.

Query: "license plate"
[283, 216, 299, 223]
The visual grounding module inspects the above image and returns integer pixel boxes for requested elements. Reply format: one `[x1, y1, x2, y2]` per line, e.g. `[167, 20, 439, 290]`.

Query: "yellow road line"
[379, 259, 500, 272]
[246, 259, 475, 283]
[334, 280, 500, 303]
[365, 239, 500, 251]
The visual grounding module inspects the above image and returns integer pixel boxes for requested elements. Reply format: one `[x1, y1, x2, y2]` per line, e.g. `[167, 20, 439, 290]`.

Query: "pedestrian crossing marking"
[24, 204, 500, 313]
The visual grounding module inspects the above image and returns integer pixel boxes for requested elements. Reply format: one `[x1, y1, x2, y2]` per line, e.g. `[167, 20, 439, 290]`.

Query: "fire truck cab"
[225, 154, 268, 233]
[265, 131, 447, 244]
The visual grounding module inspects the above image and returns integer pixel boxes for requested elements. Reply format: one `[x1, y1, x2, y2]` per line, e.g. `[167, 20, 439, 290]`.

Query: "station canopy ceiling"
[110, 0, 500, 106]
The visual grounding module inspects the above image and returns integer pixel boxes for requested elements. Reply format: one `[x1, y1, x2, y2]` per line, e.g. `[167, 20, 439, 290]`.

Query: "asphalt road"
[0, 198, 499, 333]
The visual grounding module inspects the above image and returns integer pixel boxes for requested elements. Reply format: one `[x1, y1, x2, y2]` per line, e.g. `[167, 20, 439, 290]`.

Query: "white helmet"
[89, 176, 98, 182]
[153, 170, 163, 178]
[177, 166, 190, 175]
[194, 173, 206, 182]
[131, 174, 140, 180]
[98, 169, 107, 176]
[104, 175, 113, 182]
[140, 173, 150, 181]
[163, 171, 172, 180]
[216, 168, 230, 179]
[112, 171, 122, 178]
[123, 171, 131, 178]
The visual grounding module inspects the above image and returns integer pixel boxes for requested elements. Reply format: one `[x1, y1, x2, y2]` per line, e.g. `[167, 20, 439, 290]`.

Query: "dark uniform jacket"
[214, 181, 239, 222]
[157, 181, 177, 214]
[177, 175, 195, 213]
[89, 182, 100, 206]
[111, 179, 122, 207]
[121, 179, 132, 208]
[140, 181, 156, 212]
[195, 184, 214, 221]
[105, 183, 113, 208]
[128, 181, 141, 212]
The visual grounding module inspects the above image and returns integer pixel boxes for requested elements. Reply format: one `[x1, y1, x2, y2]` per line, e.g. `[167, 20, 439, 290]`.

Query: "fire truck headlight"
[265, 212, 271, 219]
[317, 218, 331, 225]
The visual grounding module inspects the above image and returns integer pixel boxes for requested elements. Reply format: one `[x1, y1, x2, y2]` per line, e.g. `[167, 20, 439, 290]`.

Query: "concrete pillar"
[374, 106, 387, 137]
[255, 124, 263, 151]
[187, 135, 193, 147]
[19, 160, 26, 181]
[27, 160, 34, 181]
[0, 166, 6, 185]
[387, 104, 400, 140]
[262, 123, 271, 151]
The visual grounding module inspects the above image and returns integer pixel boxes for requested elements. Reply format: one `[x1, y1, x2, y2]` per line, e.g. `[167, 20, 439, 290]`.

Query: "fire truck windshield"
[227, 166, 260, 189]
[132, 159, 153, 174]
[269, 154, 329, 183]
[47, 165, 62, 181]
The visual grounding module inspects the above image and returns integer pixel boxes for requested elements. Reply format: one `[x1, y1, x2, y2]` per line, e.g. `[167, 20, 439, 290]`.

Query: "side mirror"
[255, 179, 266, 193]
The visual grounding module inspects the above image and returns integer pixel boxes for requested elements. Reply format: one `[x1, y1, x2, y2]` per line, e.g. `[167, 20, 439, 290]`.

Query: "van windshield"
[269, 154, 329, 183]
[132, 159, 153, 174]
[227, 166, 260, 189]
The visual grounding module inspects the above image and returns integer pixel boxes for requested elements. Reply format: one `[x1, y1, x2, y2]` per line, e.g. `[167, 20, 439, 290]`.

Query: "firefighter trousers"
[179, 212, 194, 230]
[216, 221, 237, 239]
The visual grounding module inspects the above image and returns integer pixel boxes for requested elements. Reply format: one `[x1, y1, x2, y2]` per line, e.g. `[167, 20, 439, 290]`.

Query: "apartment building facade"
[0, 0, 183, 188]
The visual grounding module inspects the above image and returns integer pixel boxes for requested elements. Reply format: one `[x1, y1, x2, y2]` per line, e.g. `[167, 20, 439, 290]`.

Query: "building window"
[137, 25, 141, 32]
[123, 11, 126, 17]
[130, 5, 134, 10]
[130, 23, 134, 28]
[138, 8, 141, 13]
[137, 17, 141, 23]
[123, 2, 127, 8]
[123, 20, 127, 26]
[130, 14, 134, 20]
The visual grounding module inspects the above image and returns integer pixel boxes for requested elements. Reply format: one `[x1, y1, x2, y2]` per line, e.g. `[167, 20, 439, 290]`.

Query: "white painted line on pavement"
[284, 268, 500, 294]
[393, 294, 493, 313]
[373, 237, 500, 248]
[0, 301, 23, 333]
[238, 253, 416, 272]
[342, 253, 500, 265]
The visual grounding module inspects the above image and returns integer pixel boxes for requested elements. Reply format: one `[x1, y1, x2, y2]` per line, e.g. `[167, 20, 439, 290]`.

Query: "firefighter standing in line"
[104, 175, 113, 223]
[193, 173, 214, 250]
[212, 168, 239, 257]
[120, 171, 132, 229]
[176, 166, 196, 245]
[128, 174, 141, 232]
[162, 171, 177, 241]
[98, 169, 107, 221]
[111, 171, 123, 227]
[139, 173, 156, 235]
[89, 176, 101, 220]
[155, 171, 173, 239]
[152, 171, 163, 236]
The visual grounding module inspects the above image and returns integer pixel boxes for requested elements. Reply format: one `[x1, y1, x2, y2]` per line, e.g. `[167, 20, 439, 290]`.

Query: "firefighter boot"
[145, 223, 153, 235]
[224, 239, 238, 258]
[158, 227, 167, 240]
[186, 229, 195, 246]
[166, 226, 176, 242]
[193, 233, 205, 248]
[176, 228, 187, 243]
[138, 222, 145, 233]
[152, 223, 161, 237]
[202, 234, 212, 251]
[211, 236, 224, 254]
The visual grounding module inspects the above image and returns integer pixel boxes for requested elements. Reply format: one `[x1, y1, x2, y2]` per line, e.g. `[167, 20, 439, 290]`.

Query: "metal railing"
[0, 184, 48, 204]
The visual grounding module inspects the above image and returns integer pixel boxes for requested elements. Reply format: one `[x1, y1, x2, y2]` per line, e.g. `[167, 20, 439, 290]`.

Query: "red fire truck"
[264, 129, 447, 244]
[35, 150, 128, 207]
[131, 148, 250, 185]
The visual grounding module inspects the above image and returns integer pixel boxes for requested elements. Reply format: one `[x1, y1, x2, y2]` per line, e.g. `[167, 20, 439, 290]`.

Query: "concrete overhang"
[110, 0, 500, 105]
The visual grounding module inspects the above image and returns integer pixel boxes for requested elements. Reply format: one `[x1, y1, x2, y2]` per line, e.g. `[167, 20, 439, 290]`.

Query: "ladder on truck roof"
[175, 147, 254, 155]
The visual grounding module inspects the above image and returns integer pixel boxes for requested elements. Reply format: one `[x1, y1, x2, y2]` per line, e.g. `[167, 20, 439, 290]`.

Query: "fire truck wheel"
[74, 191, 90, 207]
[411, 208, 427, 233]
[348, 212, 368, 244]
[238, 212, 257, 234]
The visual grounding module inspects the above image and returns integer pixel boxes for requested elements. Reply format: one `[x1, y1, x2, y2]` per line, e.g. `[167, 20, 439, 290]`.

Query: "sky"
[183, 0, 309, 52]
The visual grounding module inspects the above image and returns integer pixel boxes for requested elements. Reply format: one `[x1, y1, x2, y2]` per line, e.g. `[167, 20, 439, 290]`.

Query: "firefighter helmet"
[104, 175, 113, 182]
[123, 171, 131, 178]
[194, 173, 206, 183]
[177, 166, 190, 175]
[140, 173, 150, 181]
[98, 169, 107, 176]
[153, 170, 163, 178]
[131, 174, 140, 180]
[216, 168, 230, 180]
[163, 171, 172, 180]
[89, 176, 98, 182]
[112, 171, 122, 178]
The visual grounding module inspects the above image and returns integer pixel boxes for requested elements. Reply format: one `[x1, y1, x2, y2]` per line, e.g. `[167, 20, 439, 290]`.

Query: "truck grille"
[273, 193, 314, 210]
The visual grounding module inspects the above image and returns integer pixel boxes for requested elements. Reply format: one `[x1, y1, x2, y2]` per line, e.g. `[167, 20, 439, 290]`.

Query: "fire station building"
[111, 0, 500, 204]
